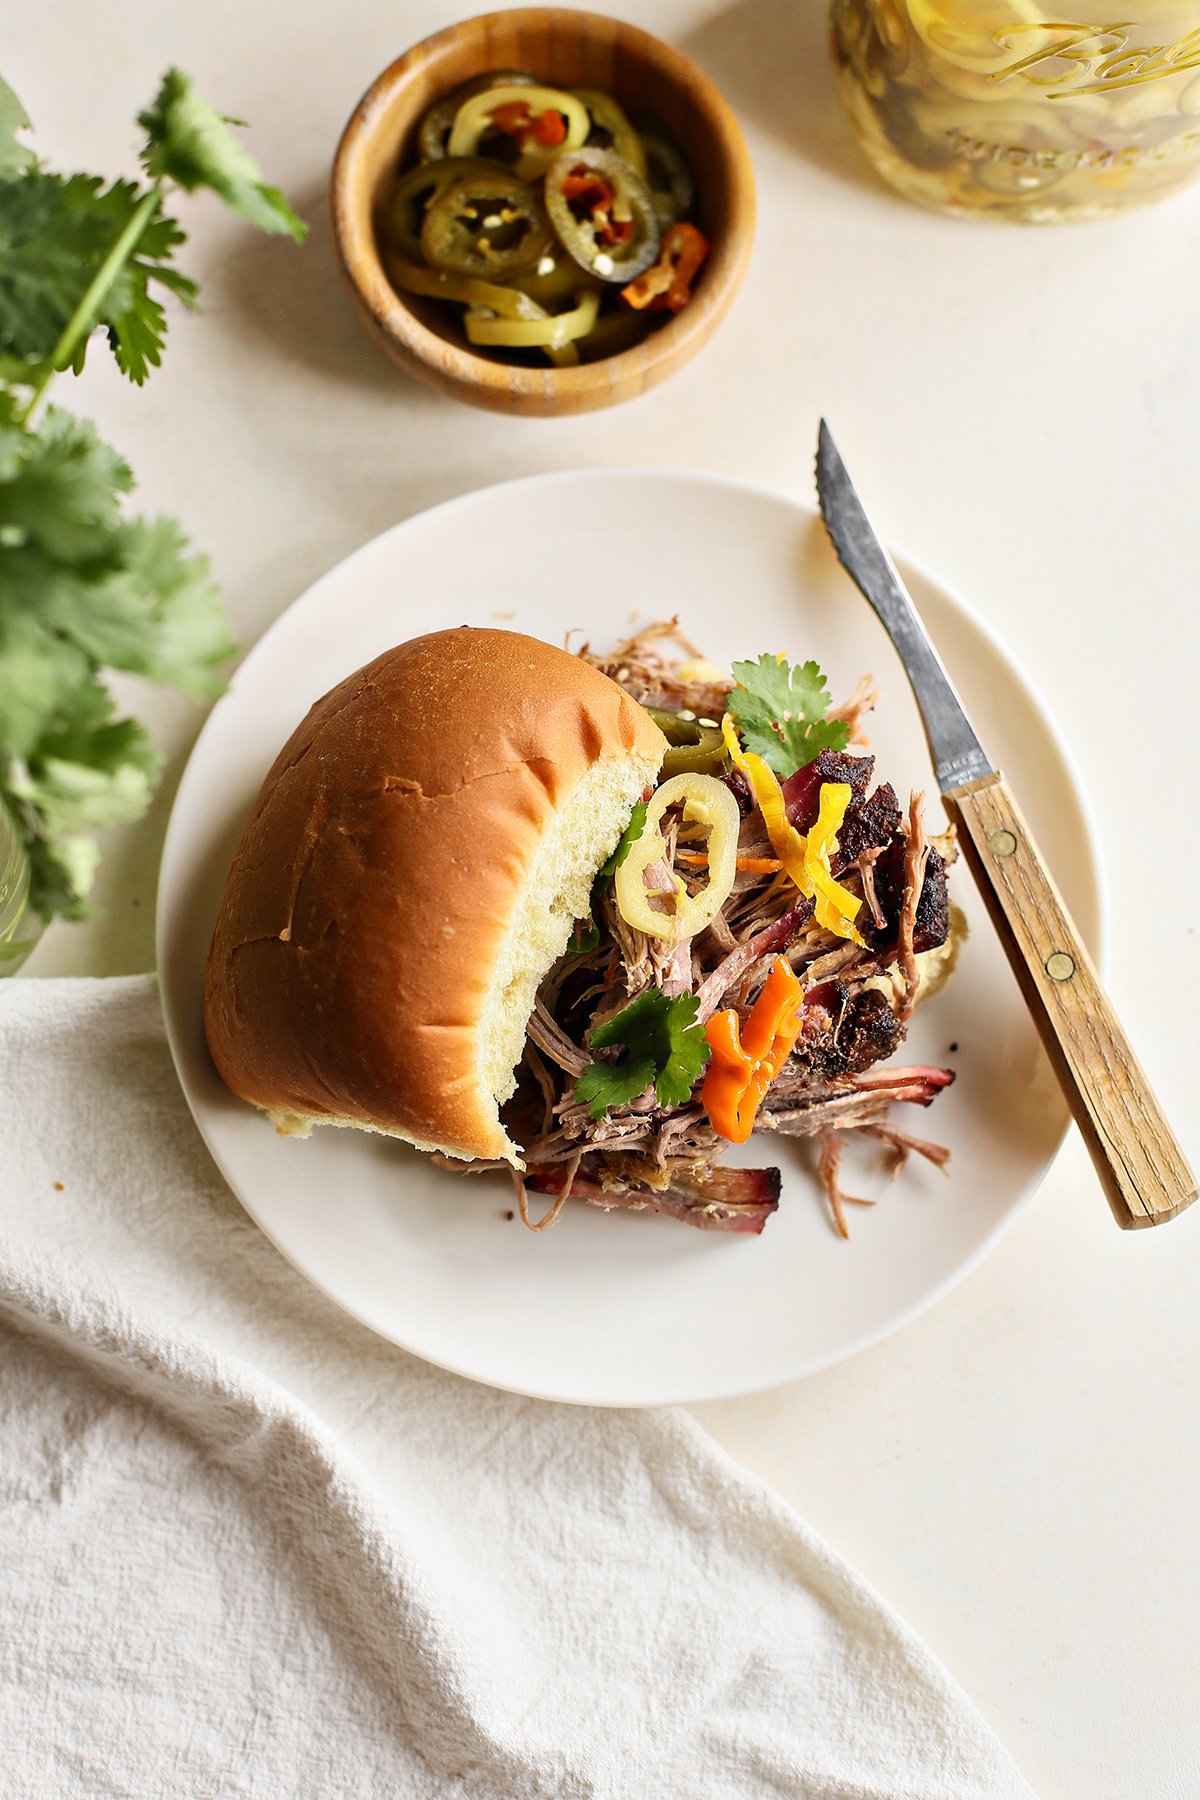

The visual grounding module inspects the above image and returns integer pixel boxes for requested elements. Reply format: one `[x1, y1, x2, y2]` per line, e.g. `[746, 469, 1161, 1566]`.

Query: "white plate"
[159, 470, 1104, 1408]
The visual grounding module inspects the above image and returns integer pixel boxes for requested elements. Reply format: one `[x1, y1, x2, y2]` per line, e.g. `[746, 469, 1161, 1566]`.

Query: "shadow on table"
[679, 0, 879, 195]
[215, 179, 443, 407]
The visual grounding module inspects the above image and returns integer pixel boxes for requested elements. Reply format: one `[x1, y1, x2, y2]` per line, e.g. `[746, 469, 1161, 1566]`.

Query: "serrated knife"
[815, 419, 1196, 1230]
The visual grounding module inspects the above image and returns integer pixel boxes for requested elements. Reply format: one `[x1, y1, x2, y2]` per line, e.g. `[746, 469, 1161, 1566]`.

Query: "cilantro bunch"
[0, 70, 304, 921]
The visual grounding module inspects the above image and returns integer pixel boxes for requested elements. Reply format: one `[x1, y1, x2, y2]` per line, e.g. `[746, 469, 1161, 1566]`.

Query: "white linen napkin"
[0, 975, 1035, 1800]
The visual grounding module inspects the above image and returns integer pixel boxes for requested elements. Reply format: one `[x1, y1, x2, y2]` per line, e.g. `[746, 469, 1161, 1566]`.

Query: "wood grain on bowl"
[331, 8, 755, 416]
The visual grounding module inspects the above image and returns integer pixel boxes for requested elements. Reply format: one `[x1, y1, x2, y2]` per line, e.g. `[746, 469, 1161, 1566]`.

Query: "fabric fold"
[0, 975, 1034, 1800]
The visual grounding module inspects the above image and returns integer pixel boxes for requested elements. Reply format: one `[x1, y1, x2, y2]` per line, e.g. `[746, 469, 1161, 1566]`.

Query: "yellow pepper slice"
[614, 772, 740, 943]
[720, 714, 865, 945]
[804, 780, 864, 938]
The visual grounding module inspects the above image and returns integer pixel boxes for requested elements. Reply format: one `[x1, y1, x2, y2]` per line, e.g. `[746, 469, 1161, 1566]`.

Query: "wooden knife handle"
[943, 772, 1197, 1229]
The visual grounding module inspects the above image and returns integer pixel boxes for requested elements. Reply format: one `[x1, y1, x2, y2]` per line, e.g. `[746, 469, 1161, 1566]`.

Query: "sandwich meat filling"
[440, 622, 959, 1238]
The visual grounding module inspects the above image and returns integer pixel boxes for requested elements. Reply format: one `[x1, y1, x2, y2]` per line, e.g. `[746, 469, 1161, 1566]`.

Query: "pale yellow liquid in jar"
[831, 1, 1200, 219]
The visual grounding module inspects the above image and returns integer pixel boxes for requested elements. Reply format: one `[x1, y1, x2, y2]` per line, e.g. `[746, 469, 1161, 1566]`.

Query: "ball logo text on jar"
[989, 21, 1200, 94]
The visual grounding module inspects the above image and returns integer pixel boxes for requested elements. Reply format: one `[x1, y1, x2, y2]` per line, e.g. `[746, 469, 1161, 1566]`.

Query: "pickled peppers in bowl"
[378, 72, 710, 366]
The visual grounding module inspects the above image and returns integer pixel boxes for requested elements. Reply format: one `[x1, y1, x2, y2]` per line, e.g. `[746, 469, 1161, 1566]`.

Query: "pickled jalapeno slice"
[572, 88, 648, 180]
[509, 253, 603, 308]
[645, 706, 705, 746]
[383, 254, 548, 320]
[382, 155, 511, 263]
[464, 287, 601, 350]
[661, 729, 727, 779]
[544, 147, 660, 283]
[645, 707, 728, 778]
[447, 84, 590, 181]
[416, 70, 537, 162]
[639, 128, 696, 227]
[419, 171, 550, 279]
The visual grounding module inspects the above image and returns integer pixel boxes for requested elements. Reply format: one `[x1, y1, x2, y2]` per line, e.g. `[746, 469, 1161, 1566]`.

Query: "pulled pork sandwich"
[205, 622, 959, 1239]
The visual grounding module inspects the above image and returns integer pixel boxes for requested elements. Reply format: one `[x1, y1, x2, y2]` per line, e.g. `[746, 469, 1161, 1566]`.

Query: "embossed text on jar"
[830, 3, 1200, 220]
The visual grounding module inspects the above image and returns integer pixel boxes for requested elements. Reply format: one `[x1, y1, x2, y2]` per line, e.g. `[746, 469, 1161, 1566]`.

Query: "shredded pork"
[447, 621, 956, 1237]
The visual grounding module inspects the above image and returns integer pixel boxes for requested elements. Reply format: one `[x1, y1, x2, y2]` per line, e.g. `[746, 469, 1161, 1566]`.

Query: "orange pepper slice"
[620, 222, 709, 313]
[675, 850, 783, 875]
[702, 957, 806, 1144]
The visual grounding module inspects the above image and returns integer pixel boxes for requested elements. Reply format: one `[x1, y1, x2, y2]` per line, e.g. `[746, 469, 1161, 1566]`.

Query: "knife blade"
[815, 418, 993, 794]
[813, 419, 1197, 1231]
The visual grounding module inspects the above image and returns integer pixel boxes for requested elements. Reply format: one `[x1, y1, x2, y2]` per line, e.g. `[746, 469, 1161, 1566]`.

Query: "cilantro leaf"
[568, 916, 601, 956]
[9, 716, 159, 836]
[575, 1046, 656, 1118]
[103, 205, 196, 383]
[575, 989, 710, 1120]
[0, 173, 195, 382]
[0, 408, 231, 757]
[0, 402, 131, 557]
[0, 408, 235, 915]
[3, 691, 160, 919]
[0, 613, 96, 759]
[0, 75, 34, 178]
[79, 516, 233, 696]
[0, 172, 126, 369]
[139, 69, 307, 243]
[726, 654, 850, 777]
[14, 821, 102, 924]
[598, 799, 648, 877]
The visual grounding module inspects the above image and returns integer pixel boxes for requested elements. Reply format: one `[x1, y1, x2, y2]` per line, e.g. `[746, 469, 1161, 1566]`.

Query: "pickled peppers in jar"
[830, 2, 1200, 221]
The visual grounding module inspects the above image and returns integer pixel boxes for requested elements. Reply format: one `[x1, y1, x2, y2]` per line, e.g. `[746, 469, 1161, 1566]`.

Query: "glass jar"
[831, 2, 1200, 221]
[0, 807, 42, 975]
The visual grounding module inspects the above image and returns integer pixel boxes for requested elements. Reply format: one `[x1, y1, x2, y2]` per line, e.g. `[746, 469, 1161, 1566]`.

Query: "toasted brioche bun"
[204, 628, 666, 1168]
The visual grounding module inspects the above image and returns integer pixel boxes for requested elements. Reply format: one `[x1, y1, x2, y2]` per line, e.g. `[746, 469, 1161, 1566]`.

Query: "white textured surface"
[9, 4, 1200, 1797]
[0, 975, 1036, 1800]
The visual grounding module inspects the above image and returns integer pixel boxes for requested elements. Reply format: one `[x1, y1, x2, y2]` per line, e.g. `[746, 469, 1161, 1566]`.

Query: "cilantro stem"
[17, 177, 166, 425]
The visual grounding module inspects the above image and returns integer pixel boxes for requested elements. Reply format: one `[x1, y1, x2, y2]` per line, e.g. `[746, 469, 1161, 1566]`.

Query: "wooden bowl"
[330, 8, 755, 416]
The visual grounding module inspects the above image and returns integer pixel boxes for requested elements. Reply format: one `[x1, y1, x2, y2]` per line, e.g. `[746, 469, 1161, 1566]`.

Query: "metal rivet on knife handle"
[989, 828, 1017, 858]
[1046, 952, 1076, 982]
